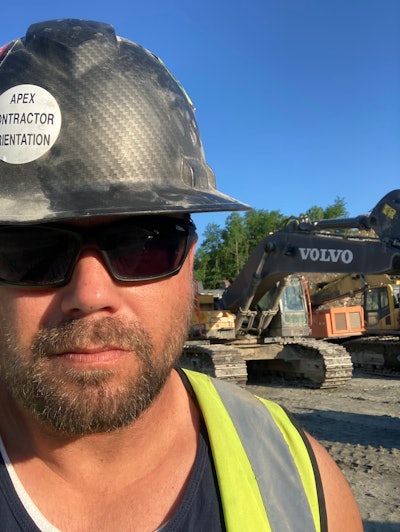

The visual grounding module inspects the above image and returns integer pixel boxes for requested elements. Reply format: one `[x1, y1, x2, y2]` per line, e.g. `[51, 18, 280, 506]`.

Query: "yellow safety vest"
[184, 369, 326, 532]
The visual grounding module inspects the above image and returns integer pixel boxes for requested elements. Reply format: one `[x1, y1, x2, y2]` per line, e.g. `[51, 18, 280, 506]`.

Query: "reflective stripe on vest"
[184, 369, 323, 532]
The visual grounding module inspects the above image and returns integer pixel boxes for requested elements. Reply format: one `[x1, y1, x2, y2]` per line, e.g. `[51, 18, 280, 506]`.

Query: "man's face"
[0, 217, 195, 435]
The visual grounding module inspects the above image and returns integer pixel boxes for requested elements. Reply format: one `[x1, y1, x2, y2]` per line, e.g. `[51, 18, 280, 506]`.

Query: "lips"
[31, 316, 153, 364]
[54, 347, 130, 364]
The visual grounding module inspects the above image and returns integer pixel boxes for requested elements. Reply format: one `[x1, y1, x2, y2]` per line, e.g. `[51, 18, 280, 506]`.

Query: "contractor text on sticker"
[0, 84, 62, 164]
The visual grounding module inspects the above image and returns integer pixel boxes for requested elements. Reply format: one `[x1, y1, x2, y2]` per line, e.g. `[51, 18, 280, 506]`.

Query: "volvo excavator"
[180, 189, 400, 388]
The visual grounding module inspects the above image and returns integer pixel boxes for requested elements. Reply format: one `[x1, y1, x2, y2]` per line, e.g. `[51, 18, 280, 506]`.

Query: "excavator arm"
[309, 273, 394, 307]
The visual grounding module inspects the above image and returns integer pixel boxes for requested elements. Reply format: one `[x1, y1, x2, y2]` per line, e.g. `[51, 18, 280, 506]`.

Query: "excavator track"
[343, 335, 400, 376]
[243, 337, 353, 388]
[180, 338, 353, 388]
[180, 343, 248, 386]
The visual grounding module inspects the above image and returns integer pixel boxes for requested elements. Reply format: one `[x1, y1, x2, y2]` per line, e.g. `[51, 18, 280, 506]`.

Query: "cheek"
[133, 269, 194, 347]
[0, 290, 52, 350]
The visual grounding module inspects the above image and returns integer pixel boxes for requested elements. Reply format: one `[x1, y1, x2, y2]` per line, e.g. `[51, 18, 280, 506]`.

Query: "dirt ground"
[246, 370, 400, 532]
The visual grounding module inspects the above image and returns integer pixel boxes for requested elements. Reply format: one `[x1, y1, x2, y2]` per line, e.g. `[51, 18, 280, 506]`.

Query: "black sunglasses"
[0, 216, 197, 287]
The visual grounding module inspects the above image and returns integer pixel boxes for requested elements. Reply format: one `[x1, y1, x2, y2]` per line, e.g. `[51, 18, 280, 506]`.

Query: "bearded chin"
[0, 314, 190, 435]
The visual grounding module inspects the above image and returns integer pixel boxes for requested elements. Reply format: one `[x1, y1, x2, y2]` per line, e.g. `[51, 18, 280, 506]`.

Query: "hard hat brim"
[0, 183, 250, 224]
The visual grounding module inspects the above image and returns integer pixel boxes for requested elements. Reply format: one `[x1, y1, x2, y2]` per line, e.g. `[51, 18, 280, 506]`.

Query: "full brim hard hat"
[0, 19, 250, 224]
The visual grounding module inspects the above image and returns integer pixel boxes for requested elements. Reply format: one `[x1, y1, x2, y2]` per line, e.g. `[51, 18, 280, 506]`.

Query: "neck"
[0, 370, 201, 531]
[0, 369, 199, 481]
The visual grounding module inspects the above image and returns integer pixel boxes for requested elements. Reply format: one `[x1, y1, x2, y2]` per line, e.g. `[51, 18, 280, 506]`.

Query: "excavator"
[310, 272, 400, 372]
[180, 189, 400, 388]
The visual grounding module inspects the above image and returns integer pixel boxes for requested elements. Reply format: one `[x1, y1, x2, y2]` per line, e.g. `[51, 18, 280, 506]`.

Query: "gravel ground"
[246, 371, 400, 532]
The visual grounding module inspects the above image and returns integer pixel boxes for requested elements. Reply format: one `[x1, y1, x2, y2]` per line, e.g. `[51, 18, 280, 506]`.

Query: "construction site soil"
[246, 370, 400, 531]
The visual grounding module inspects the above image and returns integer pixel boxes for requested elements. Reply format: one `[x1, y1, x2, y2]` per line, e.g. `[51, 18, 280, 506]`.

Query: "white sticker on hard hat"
[0, 84, 62, 164]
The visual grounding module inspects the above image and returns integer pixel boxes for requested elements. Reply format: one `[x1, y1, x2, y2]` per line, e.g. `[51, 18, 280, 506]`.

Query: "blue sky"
[2, 1, 399, 243]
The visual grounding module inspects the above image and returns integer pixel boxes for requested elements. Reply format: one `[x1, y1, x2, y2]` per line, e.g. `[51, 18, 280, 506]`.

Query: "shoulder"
[306, 433, 363, 530]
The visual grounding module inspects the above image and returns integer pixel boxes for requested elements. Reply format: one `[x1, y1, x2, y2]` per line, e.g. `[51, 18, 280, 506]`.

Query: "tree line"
[194, 197, 348, 289]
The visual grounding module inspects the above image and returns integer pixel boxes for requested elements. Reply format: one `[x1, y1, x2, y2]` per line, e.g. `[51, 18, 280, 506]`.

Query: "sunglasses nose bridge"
[60, 228, 107, 282]
[66, 246, 119, 287]
[58, 226, 121, 284]
[70, 227, 106, 256]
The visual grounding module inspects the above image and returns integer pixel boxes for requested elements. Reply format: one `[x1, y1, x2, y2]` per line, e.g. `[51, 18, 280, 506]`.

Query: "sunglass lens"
[0, 228, 78, 286]
[101, 221, 189, 280]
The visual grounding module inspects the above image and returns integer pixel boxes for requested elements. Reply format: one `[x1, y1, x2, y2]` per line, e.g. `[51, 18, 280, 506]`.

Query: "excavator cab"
[364, 281, 400, 333]
[257, 276, 311, 337]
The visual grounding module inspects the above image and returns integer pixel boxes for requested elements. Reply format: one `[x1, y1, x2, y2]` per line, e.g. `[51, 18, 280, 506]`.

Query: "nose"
[60, 249, 122, 318]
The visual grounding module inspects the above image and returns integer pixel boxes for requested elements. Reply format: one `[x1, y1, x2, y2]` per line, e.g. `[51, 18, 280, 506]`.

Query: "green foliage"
[323, 196, 348, 219]
[304, 196, 348, 221]
[194, 197, 349, 289]
[193, 223, 223, 288]
[194, 209, 285, 288]
[304, 205, 324, 221]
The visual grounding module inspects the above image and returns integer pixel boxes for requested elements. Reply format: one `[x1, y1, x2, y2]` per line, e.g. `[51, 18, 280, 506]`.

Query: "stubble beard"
[0, 301, 192, 436]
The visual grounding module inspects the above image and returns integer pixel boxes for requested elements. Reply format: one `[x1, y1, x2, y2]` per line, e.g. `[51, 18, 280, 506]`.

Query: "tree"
[193, 223, 224, 287]
[324, 196, 348, 219]
[243, 209, 285, 250]
[220, 212, 249, 281]
[304, 205, 324, 221]
[305, 196, 348, 221]
[194, 209, 285, 288]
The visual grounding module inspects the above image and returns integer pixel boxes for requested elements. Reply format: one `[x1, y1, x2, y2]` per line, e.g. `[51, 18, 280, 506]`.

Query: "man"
[0, 19, 362, 531]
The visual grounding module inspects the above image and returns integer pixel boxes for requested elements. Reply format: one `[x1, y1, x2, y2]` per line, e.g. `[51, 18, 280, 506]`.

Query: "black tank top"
[161, 420, 225, 531]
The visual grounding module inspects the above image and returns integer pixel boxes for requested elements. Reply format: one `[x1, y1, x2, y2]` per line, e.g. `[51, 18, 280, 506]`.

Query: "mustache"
[31, 317, 153, 359]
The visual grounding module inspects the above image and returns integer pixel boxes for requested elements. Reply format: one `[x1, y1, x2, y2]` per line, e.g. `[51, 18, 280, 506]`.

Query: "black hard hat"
[0, 19, 249, 224]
